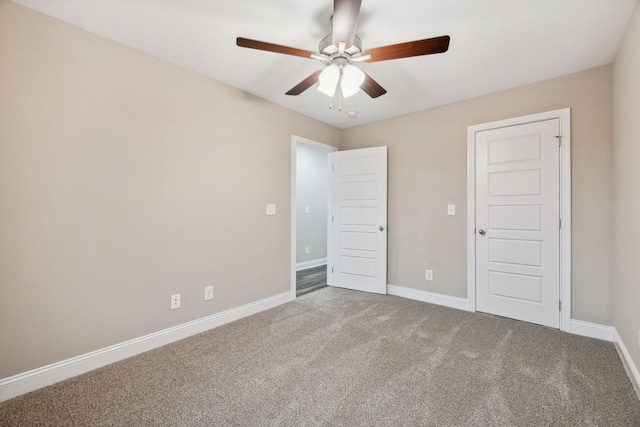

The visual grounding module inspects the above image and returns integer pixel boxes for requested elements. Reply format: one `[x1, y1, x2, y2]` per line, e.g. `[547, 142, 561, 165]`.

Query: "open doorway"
[290, 136, 337, 298]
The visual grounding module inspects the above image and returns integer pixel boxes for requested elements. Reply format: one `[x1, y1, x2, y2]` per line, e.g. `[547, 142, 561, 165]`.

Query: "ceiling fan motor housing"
[318, 35, 363, 66]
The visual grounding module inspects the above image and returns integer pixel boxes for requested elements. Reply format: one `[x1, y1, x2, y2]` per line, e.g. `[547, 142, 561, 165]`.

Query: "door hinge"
[555, 135, 562, 147]
[332, 215, 334, 222]
[559, 300, 562, 311]
[331, 267, 334, 273]
[559, 218, 562, 229]
[332, 163, 335, 170]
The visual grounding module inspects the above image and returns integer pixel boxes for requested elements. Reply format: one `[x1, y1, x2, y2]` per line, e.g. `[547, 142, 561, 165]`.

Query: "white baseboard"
[387, 285, 471, 312]
[296, 258, 327, 271]
[0, 291, 294, 402]
[613, 328, 640, 399]
[570, 319, 615, 342]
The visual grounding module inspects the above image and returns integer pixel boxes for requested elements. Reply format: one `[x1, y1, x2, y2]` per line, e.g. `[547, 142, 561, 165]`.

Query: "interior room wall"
[295, 144, 329, 268]
[612, 1, 640, 373]
[0, 1, 341, 379]
[341, 65, 614, 326]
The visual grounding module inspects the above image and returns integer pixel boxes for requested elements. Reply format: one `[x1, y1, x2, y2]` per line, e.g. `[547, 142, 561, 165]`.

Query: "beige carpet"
[1, 287, 639, 426]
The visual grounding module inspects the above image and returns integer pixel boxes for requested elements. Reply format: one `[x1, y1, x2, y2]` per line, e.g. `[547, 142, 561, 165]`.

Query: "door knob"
[478, 229, 486, 235]
[379, 226, 385, 231]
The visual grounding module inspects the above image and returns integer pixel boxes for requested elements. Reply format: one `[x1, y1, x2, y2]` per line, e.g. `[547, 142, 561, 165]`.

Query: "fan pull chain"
[338, 71, 343, 111]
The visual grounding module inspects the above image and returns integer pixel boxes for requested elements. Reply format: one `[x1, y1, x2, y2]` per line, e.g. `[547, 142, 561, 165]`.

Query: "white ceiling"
[11, 0, 638, 128]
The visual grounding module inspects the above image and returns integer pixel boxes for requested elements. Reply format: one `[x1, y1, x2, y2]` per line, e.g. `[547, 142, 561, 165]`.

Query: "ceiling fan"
[236, 0, 450, 102]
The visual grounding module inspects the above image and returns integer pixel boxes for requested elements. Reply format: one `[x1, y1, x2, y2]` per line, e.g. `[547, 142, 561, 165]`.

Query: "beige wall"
[342, 66, 614, 325]
[612, 2, 640, 373]
[0, 1, 340, 378]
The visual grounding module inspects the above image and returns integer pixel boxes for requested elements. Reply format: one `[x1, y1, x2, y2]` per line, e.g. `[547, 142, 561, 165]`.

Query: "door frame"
[466, 108, 571, 332]
[290, 135, 338, 297]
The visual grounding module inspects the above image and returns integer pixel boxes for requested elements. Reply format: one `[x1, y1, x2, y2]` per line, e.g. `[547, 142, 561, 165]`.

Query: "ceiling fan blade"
[285, 71, 322, 96]
[237, 37, 316, 60]
[360, 72, 387, 98]
[332, 0, 362, 49]
[364, 35, 450, 63]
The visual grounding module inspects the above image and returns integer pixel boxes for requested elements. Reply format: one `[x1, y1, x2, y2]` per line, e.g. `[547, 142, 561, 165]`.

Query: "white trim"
[387, 285, 471, 312]
[326, 151, 334, 287]
[296, 258, 327, 271]
[0, 291, 293, 402]
[290, 136, 337, 297]
[614, 328, 640, 399]
[570, 319, 614, 342]
[466, 108, 572, 331]
[558, 110, 572, 333]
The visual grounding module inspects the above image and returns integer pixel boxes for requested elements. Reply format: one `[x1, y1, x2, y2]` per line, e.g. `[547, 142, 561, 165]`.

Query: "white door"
[329, 147, 387, 294]
[475, 119, 560, 328]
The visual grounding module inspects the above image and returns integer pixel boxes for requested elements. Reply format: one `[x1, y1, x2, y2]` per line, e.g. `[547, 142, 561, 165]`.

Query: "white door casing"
[330, 147, 388, 294]
[467, 109, 571, 331]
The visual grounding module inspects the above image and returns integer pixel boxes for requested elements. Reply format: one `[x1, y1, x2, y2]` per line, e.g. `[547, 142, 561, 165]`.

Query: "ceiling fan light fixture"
[318, 64, 340, 97]
[340, 64, 365, 97]
[238, 0, 452, 101]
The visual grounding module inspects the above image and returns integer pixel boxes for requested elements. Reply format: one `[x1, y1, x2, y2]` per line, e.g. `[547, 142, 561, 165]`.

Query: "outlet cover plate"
[204, 286, 214, 301]
[170, 293, 181, 310]
[425, 269, 433, 281]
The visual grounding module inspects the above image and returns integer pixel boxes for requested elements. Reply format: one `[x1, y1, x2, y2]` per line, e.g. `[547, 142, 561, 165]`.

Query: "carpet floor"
[1, 287, 639, 426]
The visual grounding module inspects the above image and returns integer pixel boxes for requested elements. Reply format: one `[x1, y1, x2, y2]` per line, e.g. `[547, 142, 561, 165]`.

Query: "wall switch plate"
[447, 204, 456, 216]
[305, 247, 310, 255]
[170, 294, 181, 310]
[204, 286, 214, 301]
[266, 204, 276, 216]
[305, 206, 310, 214]
[425, 269, 433, 281]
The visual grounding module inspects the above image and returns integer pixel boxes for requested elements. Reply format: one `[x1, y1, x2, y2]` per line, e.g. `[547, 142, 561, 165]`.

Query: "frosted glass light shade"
[318, 64, 340, 97]
[340, 65, 365, 98]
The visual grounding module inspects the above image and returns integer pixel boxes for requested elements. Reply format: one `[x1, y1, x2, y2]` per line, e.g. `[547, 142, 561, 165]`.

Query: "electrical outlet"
[266, 204, 276, 216]
[204, 286, 214, 301]
[425, 269, 433, 281]
[447, 204, 456, 216]
[170, 294, 181, 310]
[305, 247, 310, 255]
